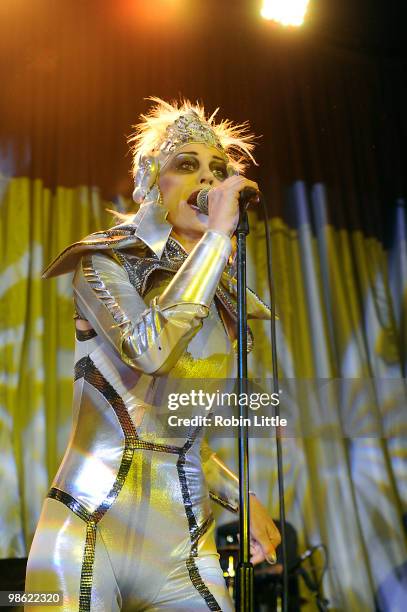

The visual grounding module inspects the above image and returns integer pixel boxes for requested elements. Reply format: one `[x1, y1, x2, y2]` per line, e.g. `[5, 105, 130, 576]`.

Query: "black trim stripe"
[81, 357, 137, 455]
[190, 514, 214, 557]
[79, 521, 97, 612]
[74, 356, 92, 382]
[209, 491, 238, 514]
[186, 557, 221, 612]
[177, 443, 199, 538]
[132, 439, 181, 454]
[47, 488, 91, 523]
[74, 356, 182, 455]
[177, 438, 222, 611]
[75, 328, 97, 342]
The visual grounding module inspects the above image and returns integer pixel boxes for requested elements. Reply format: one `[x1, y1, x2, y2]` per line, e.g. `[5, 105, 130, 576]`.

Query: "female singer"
[25, 98, 280, 611]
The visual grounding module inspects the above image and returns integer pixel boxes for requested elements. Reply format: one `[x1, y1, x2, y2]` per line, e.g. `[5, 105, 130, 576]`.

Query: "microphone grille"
[196, 187, 211, 215]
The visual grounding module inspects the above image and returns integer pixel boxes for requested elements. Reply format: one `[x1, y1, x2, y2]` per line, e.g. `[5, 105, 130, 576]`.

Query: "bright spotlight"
[261, 0, 309, 26]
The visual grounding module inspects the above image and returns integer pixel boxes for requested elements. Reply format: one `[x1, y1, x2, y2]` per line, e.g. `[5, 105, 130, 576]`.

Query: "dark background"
[1, 0, 406, 240]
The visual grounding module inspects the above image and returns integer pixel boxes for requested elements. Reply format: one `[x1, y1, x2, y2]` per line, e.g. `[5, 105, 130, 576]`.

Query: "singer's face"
[158, 143, 228, 241]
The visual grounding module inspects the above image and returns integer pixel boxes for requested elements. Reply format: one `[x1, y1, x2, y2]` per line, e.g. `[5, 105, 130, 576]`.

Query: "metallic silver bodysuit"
[25, 206, 270, 611]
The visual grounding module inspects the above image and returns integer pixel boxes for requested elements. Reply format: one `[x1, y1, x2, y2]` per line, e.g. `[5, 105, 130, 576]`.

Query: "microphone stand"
[234, 190, 288, 611]
[235, 201, 253, 612]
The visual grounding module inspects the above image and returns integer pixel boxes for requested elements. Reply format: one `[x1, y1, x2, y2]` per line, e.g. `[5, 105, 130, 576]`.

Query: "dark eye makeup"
[210, 163, 228, 180]
[172, 154, 228, 180]
[174, 155, 200, 172]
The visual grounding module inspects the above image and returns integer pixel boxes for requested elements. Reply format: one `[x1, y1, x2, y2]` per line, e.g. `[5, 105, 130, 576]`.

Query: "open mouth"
[186, 190, 203, 213]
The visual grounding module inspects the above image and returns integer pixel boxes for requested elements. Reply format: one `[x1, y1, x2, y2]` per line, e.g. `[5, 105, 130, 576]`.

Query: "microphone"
[289, 546, 323, 573]
[187, 186, 259, 215]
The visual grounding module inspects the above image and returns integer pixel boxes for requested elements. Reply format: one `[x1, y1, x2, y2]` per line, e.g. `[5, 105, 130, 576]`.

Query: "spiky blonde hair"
[128, 96, 257, 175]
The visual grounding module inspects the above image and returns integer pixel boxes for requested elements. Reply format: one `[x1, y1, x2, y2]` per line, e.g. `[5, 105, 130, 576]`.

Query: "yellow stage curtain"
[218, 183, 407, 610]
[1, 177, 406, 610]
[0, 177, 112, 555]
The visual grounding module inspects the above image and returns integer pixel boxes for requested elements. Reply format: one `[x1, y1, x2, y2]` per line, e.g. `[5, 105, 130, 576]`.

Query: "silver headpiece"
[129, 97, 256, 204]
[158, 110, 225, 158]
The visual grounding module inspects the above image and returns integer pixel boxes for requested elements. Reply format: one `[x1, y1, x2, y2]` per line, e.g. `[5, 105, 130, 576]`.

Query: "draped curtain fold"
[243, 183, 407, 610]
[1, 176, 406, 610]
[0, 177, 111, 554]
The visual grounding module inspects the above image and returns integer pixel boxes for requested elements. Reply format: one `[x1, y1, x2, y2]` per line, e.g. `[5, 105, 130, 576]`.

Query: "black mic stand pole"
[235, 201, 253, 612]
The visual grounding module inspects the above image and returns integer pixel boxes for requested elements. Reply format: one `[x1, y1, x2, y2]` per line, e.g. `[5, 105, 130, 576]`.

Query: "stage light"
[260, 0, 309, 26]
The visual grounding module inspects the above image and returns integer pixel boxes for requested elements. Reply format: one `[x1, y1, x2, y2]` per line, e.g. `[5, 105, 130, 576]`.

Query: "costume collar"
[128, 187, 172, 259]
[42, 195, 173, 278]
